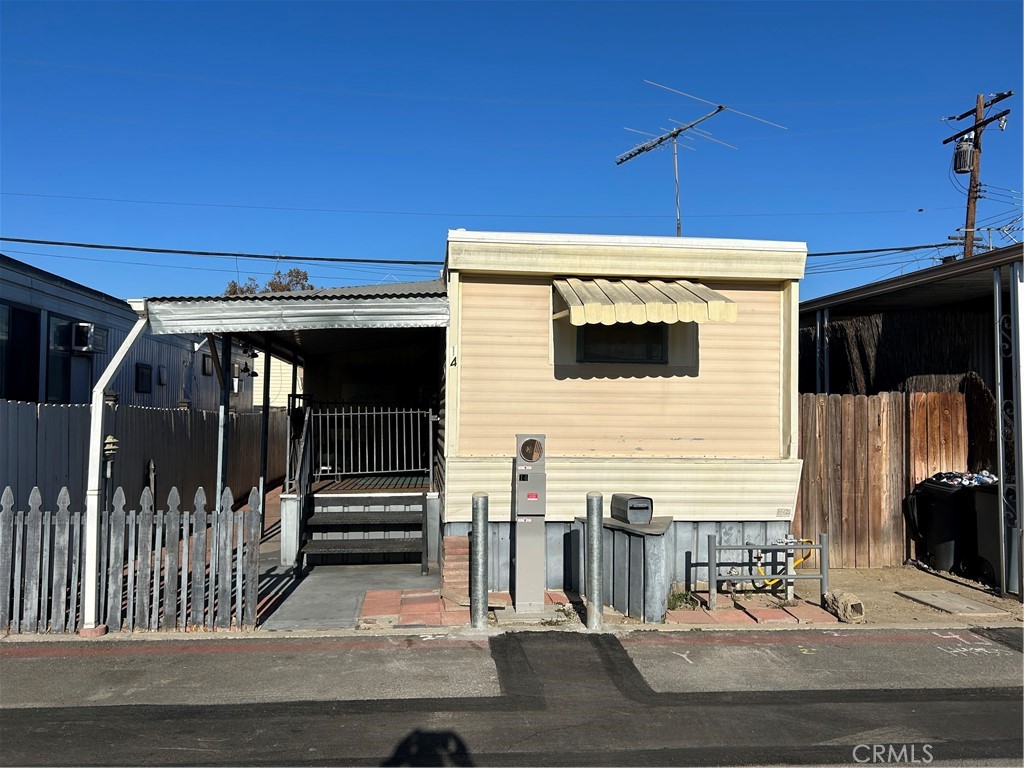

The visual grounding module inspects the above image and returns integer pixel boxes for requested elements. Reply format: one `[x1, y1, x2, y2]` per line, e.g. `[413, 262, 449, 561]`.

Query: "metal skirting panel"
[444, 519, 788, 596]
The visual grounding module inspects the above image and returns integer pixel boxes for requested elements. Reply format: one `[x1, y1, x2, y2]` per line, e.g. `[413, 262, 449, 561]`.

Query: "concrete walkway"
[252, 484, 1021, 634]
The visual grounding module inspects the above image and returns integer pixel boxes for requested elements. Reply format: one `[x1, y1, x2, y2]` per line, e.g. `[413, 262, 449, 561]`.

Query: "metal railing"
[707, 533, 830, 608]
[289, 398, 435, 484]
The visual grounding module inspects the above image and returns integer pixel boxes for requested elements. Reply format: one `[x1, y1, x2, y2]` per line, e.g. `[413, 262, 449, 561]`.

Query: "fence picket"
[191, 488, 207, 629]
[99, 503, 109, 622]
[891, 393, 908, 565]
[23, 490, 43, 634]
[151, 508, 164, 631]
[0, 488, 14, 633]
[216, 488, 233, 629]
[872, 397, 888, 573]
[50, 491, 71, 633]
[125, 507, 137, 631]
[106, 490, 127, 631]
[234, 508, 243, 629]
[39, 508, 51, 632]
[67, 510, 81, 634]
[163, 501, 180, 631]
[13, 508, 24, 633]
[136, 490, 154, 629]
[177, 488, 189, 631]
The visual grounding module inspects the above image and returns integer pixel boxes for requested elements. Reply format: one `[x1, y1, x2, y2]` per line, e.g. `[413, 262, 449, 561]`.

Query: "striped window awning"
[553, 278, 738, 326]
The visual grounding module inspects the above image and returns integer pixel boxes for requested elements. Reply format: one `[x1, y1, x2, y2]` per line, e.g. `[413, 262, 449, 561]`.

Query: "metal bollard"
[785, 547, 795, 603]
[471, 492, 489, 629]
[819, 532, 830, 606]
[586, 492, 603, 631]
[707, 533, 718, 610]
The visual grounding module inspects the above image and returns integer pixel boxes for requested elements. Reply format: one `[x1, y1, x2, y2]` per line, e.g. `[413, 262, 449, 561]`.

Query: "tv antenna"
[616, 80, 787, 236]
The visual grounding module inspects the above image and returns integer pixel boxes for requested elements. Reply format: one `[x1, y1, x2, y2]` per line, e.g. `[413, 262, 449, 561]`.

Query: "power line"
[2, 248, 438, 285]
[1, 235, 959, 263]
[0, 237, 444, 265]
[806, 243, 950, 257]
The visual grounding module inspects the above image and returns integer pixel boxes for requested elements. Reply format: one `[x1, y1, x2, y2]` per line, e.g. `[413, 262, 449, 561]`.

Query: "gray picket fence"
[0, 485, 260, 635]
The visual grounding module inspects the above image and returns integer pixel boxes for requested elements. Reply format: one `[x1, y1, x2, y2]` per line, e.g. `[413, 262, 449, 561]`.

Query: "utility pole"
[942, 90, 1013, 259]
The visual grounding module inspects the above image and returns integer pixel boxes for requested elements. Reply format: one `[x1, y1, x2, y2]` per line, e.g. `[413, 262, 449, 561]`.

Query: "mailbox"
[611, 494, 653, 525]
[512, 434, 546, 613]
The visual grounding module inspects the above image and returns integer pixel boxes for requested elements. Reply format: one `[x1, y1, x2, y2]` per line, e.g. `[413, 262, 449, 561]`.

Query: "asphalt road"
[1, 627, 1021, 767]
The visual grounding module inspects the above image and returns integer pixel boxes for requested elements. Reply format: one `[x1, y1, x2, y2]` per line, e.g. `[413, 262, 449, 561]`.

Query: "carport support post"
[586, 492, 604, 630]
[258, 349, 271, 531]
[471, 493, 488, 629]
[215, 334, 233, 498]
[82, 312, 149, 636]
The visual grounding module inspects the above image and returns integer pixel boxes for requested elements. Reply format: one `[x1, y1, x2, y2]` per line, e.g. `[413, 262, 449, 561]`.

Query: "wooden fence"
[0, 485, 260, 635]
[1, 401, 288, 515]
[794, 391, 968, 569]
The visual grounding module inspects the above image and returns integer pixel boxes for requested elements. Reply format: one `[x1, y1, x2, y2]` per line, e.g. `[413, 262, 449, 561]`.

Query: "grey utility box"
[611, 494, 653, 525]
[513, 434, 547, 613]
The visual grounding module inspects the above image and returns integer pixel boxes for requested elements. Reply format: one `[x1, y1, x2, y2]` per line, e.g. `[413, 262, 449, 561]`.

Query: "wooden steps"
[308, 511, 423, 527]
[303, 538, 424, 556]
[301, 494, 428, 573]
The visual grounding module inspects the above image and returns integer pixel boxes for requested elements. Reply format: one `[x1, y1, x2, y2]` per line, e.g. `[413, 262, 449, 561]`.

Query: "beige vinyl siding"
[443, 457, 802, 523]
[455, 276, 782, 458]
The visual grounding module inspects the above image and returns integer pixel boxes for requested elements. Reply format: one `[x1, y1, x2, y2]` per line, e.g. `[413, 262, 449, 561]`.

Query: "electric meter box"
[513, 434, 546, 517]
[611, 493, 653, 525]
[512, 434, 547, 614]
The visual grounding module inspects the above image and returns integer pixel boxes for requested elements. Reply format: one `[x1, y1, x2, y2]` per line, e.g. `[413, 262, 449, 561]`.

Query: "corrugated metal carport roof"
[799, 245, 1021, 319]
[139, 279, 449, 361]
[146, 279, 446, 303]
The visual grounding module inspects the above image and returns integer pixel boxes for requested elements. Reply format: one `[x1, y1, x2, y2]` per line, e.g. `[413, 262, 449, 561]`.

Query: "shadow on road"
[256, 566, 304, 625]
[382, 730, 474, 767]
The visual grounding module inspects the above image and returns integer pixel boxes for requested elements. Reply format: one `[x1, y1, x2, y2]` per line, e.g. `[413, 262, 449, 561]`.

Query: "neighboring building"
[798, 243, 1023, 595]
[0, 254, 255, 411]
[252, 352, 302, 410]
[798, 244, 1021, 472]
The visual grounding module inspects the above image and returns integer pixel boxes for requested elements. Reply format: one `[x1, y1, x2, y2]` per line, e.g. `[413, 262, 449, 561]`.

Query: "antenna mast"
[616, 81, 786, 237]
[616, 107, 725, 238]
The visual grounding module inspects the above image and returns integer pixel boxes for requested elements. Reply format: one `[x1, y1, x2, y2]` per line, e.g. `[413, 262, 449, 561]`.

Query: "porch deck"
[312, 473, 430, 496]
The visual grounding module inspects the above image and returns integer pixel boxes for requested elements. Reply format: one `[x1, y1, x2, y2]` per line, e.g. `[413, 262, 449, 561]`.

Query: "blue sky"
[1, 1, 1021, 301]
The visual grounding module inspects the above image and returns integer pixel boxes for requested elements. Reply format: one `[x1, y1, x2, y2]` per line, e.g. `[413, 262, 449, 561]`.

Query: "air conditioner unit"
[71, 322, 95, 353]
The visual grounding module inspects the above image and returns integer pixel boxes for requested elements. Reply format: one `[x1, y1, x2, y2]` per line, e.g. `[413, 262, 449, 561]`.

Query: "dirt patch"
[817, 566, 1023, 627]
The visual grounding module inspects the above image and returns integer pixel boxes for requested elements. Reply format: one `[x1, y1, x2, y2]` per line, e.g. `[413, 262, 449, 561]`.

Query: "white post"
[82, 312, 149, 636]
[258, 350, 271, 530]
